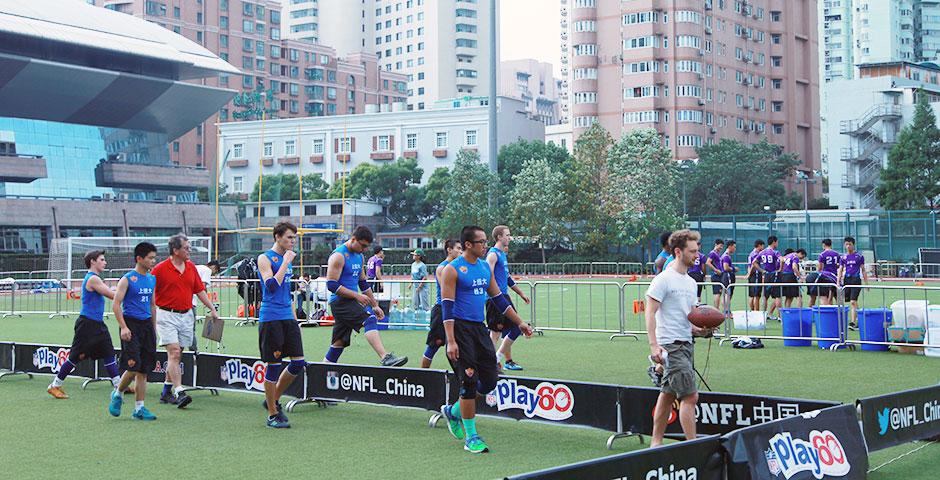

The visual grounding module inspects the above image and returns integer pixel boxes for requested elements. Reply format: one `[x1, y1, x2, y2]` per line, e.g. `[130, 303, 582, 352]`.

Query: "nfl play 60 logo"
[33, 347, 69, 373]
[485, 379, 574, 421]
[765, 430, 850, 479]
[220, 359, 266, 391]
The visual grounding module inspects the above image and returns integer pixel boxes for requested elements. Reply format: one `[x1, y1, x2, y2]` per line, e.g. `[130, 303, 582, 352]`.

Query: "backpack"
[732, 336, 765, 349]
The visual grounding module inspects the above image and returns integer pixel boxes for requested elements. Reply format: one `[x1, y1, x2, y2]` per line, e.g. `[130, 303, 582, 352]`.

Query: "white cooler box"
[732, 310, 766, 330]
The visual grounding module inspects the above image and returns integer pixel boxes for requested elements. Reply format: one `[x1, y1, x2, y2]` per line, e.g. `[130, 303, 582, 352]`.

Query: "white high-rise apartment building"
[296, 0, 496, 111]
[820, 0, 940, 84]
[283, 0, 319, 42]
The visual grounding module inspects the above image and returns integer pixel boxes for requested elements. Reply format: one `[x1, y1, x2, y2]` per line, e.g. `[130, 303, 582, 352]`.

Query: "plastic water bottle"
[414, 309, 429, 330]
[388, 304, 402, 330]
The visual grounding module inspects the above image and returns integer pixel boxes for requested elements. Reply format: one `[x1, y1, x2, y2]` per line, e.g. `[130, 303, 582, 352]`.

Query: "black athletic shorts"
[426, 303, 446, 347]
[688, 271, 705, 297]
[844, 276, 863, 301]
[120, 316, 157, 373]
[710, 273, 724, 295]
[721, 271, 736, 298]
[763, 271, 781, 298]
[779, 273, 800, 298]
[68, 315, 115, 363]
[448, 319, 498, 397]
[816, 274, 837, 298]
[258, 319, 304, 363]
[485, 298, 515, 332]
[748, 273, 762, 297]
[805, 272, 820, 296]
[329, 297, 372, 346]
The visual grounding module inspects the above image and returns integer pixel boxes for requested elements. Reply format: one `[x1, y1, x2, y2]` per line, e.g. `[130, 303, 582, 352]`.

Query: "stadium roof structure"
[0, 0, 239, 138]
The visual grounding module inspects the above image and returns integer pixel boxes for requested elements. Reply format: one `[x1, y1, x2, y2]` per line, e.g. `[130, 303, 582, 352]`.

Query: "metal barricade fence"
[841, 283, 940, 351]
[5, 269, 940, 354]
[529, 280, 623, 334]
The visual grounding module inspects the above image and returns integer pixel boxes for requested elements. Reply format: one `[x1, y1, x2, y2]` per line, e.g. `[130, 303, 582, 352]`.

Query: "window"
[622, 111, 660, 124]
[263, 142, 273, 157]
[312, 138, 324, 154]
[233, 176, 243, 193]
[233, 143, 244, 158]
[465, 130, 477, 146]
[435, 132, 448, 148]
[339, 137, 351, 153]
[330, 204, 343, 215]
[285, 140, 296, 156]
[253, 206, 266, 217]
[456, 38, 477, 48]
[220, 34, 229, 48]
[771, 11, 781, 22]
[772, 56, 782, 67]
[574, 43, 597, 55]
[279, 206, 290, 217]
[243, 20, 253, 32]
[406, 133, 417, 149]
[173, 6, 180, 18]
[575, 91, 598, 103]
[773, 123, 784, 134]
[772, 101, 783, 112]
[304, 205, 316, 216]
[378, 135, 390, 151]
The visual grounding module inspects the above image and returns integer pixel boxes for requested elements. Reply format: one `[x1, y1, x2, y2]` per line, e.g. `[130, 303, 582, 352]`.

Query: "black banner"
[14, 343, 96, 378]
[858, 385, 940, 452]
[446, 373, 621, 432]
[104, 350, 196, 386]
[622, 387, 840, 437]
[196, 353, 304, 399]
[722, 404, 868, 480]
[0, 342, 12, 371]
[306, 362, 447, 411]
[505, 435, 724, 480]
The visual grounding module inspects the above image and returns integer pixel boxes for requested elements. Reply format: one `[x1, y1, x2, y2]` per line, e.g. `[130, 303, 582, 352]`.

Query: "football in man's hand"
[688, 304, 725, 329]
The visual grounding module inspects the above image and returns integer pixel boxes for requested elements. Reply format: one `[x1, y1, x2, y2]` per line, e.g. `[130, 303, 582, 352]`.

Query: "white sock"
[496, 352, 506, 365]
[173, 385, 185, 396]
[111, 377, 121, 388]
[51, 377, 64, 387]
[135, 401, 145, 411]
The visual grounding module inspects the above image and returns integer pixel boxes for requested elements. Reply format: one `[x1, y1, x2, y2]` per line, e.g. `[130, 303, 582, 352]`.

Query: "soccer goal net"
[48, 236, 211, 280]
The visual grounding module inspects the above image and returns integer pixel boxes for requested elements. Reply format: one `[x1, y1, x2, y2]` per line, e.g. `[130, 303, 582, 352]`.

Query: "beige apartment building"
[561, 0, 821, 191]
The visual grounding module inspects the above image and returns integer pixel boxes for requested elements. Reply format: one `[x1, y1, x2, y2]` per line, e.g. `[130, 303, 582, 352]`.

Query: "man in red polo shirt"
[152, 233, 220, 408]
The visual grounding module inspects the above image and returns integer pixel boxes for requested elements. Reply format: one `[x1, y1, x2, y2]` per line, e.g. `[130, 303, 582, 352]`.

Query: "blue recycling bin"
[815, 306, 848, 349]
[781, 308, 813, 347]
[858, 309, 892, 352]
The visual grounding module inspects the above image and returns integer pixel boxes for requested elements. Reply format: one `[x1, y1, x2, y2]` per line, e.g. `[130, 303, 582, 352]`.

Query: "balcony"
[0, 154, 47, 183]
[94, 161, 210, 191]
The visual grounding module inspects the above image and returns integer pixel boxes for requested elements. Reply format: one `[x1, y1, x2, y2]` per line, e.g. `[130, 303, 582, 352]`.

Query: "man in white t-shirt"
[645, 229, 713, 447]
[193, 260, 221, 309]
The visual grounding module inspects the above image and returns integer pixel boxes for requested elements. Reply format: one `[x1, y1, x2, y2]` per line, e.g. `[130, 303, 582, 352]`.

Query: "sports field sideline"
[1, 303, 938, 479]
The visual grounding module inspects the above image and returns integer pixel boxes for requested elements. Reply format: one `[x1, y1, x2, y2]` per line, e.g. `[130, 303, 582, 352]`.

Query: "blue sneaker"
[504, 360, 524, 371]
[108, 389, 123, 417]
[132, 406, 157, 421]
[464, 434, 489, 454]
[266, 414, 291, 429]
[440, 404, 464, 440]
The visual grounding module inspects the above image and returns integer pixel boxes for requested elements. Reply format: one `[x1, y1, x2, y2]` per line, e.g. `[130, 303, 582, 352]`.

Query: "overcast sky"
[499, 0, 562, 77]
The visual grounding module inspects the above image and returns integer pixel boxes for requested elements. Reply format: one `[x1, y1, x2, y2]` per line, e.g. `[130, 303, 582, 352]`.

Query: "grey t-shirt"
[646, 266, 697, 345]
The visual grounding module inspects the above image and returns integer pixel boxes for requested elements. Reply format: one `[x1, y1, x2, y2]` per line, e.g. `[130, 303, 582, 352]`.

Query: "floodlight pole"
[488, 0, 498, 209]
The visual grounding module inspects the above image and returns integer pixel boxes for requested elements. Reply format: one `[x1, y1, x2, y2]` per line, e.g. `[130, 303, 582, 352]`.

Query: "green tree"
[568, 122, 615, 254]
[250, 173, 302, 201]
[422, 167, 451, 220]
[302, 174, 330, 199]
[607, 129, 684, 247]
[429, 150, 499, 239]
[497, 139, 572, 193]
[688, 138, 801, 215]
[508, 157, 569, 262]
[327, 163, 375, 199]
[877, 90, 940, 209]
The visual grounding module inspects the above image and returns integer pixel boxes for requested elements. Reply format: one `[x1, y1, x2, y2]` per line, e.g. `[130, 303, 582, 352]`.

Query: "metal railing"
[2, 271, 939, 354]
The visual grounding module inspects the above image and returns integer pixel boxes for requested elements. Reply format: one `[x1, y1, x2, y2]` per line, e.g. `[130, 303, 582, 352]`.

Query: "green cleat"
[464, 434, 489, 454]
[440, 404, 464, 440]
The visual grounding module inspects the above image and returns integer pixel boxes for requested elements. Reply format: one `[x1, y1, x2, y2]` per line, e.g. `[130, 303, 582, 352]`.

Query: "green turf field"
[1, 302, 938, 479]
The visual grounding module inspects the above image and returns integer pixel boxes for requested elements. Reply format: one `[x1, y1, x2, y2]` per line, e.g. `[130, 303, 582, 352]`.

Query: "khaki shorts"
[662, 341, 696, 399]
[156, 308, 195, 348]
